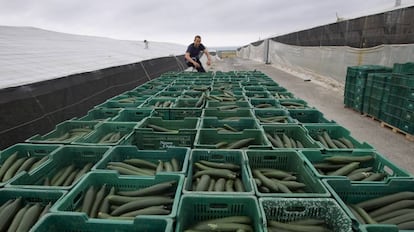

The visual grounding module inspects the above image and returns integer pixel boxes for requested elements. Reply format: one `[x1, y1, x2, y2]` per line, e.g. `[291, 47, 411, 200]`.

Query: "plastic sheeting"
[237, 40, 414, 83]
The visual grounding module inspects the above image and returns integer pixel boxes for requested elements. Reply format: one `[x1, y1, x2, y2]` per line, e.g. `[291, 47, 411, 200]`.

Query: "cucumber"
[110, 196, 173, 216]
[234, 178, 245, 192]
[16, 203, 43, 232]
[2, 157, 26, 181]
[227, 138, 255, 149]
[195, 175, 211, 191]
[324, 155, 373, 164]
[193, 169, 237, 180]
[225, 179, 235, 192]
[199, 160, 240, 171]
[328, 162, 360, 176]
[123, 158, 157, 169]
[323, 131, 337, 149]
[81, 185, 96, 216]
[0, 197, 22, 231]
[369, 200, 414, 217]
[117, 180, 177, 197]
[357, 191, 414, 211]
[99, 186, 115, 214]
[90, 184, 107, 218]
[7, 204, 30, 232]
[214, 178, 226, 192]
[120, 205, 170, 217]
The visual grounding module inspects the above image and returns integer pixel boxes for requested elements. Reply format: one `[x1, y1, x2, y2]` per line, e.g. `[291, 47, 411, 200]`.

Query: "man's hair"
[194, 35, 201, 40]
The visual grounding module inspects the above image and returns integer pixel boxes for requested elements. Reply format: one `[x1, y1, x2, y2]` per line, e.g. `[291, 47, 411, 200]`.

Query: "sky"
[0, 0, 414, 47]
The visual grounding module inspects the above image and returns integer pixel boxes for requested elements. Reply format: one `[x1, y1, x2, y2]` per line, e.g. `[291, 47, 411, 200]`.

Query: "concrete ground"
[209, 57, 414, 174]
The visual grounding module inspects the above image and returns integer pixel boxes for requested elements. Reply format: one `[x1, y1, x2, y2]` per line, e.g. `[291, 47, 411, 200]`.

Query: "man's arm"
[185, 52, 200, 68]
[203, 49, 212, 66]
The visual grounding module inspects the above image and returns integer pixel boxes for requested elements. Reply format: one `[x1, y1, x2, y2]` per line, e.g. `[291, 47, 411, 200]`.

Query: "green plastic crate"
[32, 214, 174, 232]
[359, 224, 399, 232]
[288, 109, 335, 124]
[96, 99, 145, 109]
[323, 178, 414, 231]
[263, 124, 323, 149]
[392, 62, 414, 74]
[304, 124, 374, 150]
[243, 86, 266, 92]
[76, 108, 121, 122]
[26, 120, 99, 144]
[202, 108, 254, 119]
[245, 150, 330, 197]
[0, 188, 66, 231]
[8, 145, 111, 190]
[206, 100, 251, 109]
[94, 146, 190, 175]
[200, 117, 260, 131]
[279, 99, 310, 109]
[0, 143, 61, 187]
[392, 73, 414, 88]
[254, 108, 297, 124]
[51, 172, 184, 219]
[74, 122, 138, 146]
[133, 117, 199, 149]
[155, 90, 183, 98]
[175, 98, 205, 108]
[110, 108, 153, 122]
[183, 149, 255, 195]
[166, 86, 189, 92]
[300, 150, 412, 183]
[175, 195, 264, 232]
[194, 129, 272, 150]
[143, 97, 176, 108]
[259, 197, 352, 232]
[244, 91, 273, 99]
[249, 98, 281, 109]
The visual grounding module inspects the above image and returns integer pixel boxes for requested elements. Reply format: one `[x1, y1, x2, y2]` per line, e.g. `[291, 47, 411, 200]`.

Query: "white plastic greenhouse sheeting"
[237, 40, 414, 83]
[0, 26, 186, 89]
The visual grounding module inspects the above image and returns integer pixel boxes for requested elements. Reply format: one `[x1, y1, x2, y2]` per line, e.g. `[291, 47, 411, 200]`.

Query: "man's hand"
[207, 60, 211, 66]
[194, 62, 200, 68]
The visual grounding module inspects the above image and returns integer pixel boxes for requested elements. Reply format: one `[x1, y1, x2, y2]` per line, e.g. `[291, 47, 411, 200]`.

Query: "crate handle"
[284, 206, 306, 213]
[209, 203, 228, 210]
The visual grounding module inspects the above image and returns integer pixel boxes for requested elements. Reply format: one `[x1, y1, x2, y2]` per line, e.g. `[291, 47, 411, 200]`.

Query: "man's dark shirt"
[186, 43, 206, 59]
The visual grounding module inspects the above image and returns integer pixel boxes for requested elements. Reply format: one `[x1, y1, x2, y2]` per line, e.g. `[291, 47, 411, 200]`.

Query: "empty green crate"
[111, 108, 153, 122]
[8, 145, 111, 190]
[202, 108, 254, 119]
[200, 117, 260, 131]
[133, 117, 199, 149]
[0, 143, 61, 187]
[304, 124, 374, 150]
[76, 108, 121, 122]
[26, 121, 99, 144]
[288, 109, 335, 124]
[392, 73, 414, 87]
[74, 122, 138, 146]
[194, 129, 272, 150]
[175, 195, 264, 232]
[300, 150, 412, 183]
[260, 197, 352, 232]
[245, 150, 330, 197]
[0, 188, 66, 231]
[393, 62, 414, 74]
[32, 214, 174, 232]
[183, 149, 255, 195]
[94, 146, 190, 175]
[254, 108, 297, 124]
[263, 124, 323, 149]
[249, 98, 281, 109]
[52, 172, 183, 219]
[323, 178, 414, 231]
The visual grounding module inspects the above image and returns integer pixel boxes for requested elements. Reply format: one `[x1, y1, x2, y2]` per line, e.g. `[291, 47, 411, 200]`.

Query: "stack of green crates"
[363, 73, 392, 120]
[344, 65, 392, 112]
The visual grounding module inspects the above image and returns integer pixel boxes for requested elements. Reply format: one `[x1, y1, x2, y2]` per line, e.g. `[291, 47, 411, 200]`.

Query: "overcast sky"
[0, 0, 413, 47]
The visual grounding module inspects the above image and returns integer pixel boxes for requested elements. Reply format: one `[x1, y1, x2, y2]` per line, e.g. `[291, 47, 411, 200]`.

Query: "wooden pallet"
[381, 121, 414, 142]
[362, 113, 381, 122]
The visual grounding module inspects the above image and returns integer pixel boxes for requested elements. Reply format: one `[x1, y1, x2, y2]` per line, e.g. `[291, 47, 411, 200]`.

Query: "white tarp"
[0, 26, 186, 89]
[238, 40, 414, 84]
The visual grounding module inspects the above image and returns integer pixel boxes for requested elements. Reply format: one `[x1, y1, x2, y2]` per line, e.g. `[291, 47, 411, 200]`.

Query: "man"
[185, 35, 212, 72]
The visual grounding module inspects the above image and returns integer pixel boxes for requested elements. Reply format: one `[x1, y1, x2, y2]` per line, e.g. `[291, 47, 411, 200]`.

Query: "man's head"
[194, 35, 201, 47]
